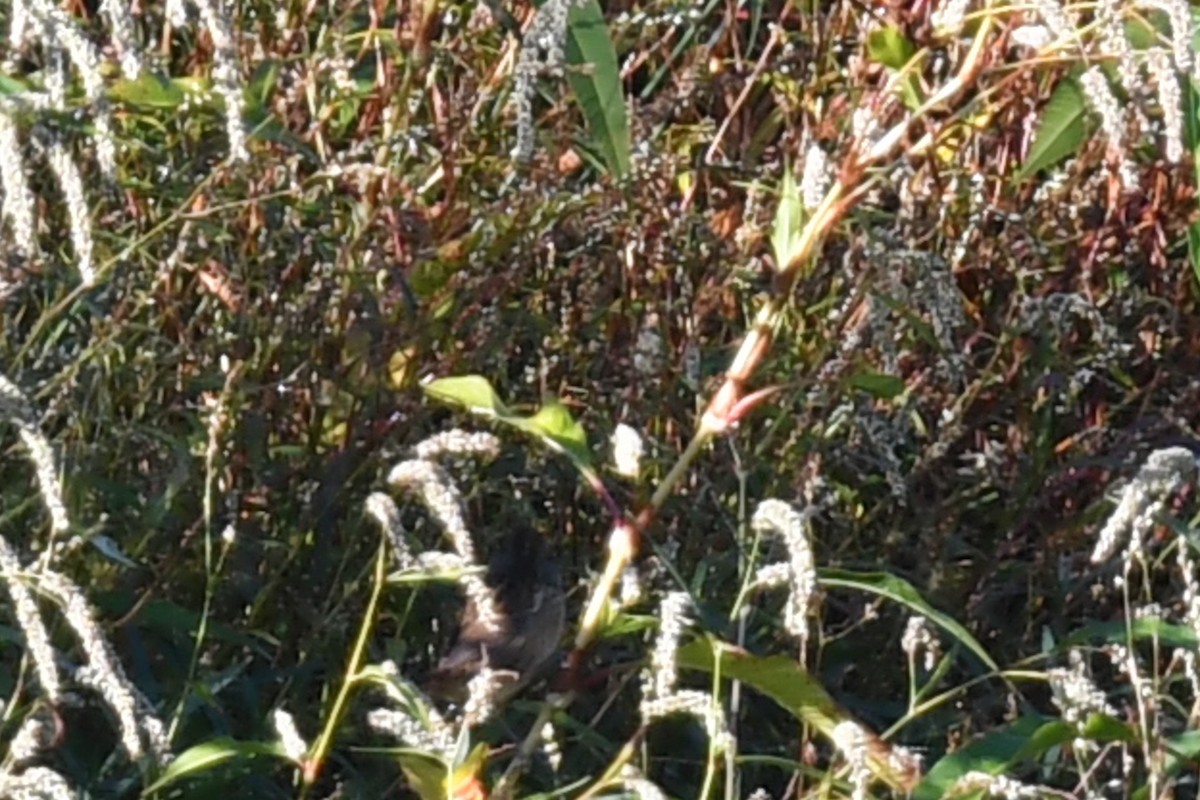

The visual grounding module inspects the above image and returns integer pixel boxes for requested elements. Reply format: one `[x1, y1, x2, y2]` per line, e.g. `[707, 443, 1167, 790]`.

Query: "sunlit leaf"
[866, 26, 922, 109]
[511, 398, 593, 470]
[867, 26, 917, 69]
[679, 638, 920, 792]
[1059, 615, 1198, 650]
[395, 748, 450, 800]
[771, 169, 804, 270]
[110, 73, 188, 109]
[916, 714, 1136, 800]
[1080, 713, 1136, 743]
[422, 375, 510, 417]
[1018, 78, 1087, 179]
[565, 0, 630, 177]
[422, 376, 594, 470]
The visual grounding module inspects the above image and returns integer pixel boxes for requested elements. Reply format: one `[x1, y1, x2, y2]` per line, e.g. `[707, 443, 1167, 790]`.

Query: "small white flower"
[611, 423, 644, 478]
[1009, 25, 1052, 50]
[272, 709, 308, 762]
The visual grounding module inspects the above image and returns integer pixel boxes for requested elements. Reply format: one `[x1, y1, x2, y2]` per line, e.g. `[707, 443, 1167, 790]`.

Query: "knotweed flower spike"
[1146, 49, 1183, 163]
[1078, 67, 1137, 189]
[751, 499, 818, 646]
[0, 765, 75, 799]
[388, 458, 501, 634]
[364, 661, 456, 759]
[800, 143, 831, 211]
[365, 491, 415, 570]
[413, 429, 500, 461]
[831, 720, 872, 800]
[639, 592, 732, 750]
[463, 666, 505, 726]
[184, 0, 247, 161]
[1090, 447, 1198, 566]
[0, 112, 36, 253]
[1049, 650, 1117, 732]
[44, 135, 95, 287]
[948, 771, 1044, 798]
[0, 373, 69, 536]
[510, 0, 582, 161]
[0, 537, 61, 701]
[39, 569, 172, 765]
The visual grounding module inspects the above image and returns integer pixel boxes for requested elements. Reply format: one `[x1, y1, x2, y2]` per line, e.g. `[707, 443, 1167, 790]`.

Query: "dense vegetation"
[1, 0, 1199, 797]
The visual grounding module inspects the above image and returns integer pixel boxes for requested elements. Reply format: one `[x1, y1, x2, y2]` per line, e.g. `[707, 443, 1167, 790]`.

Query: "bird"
[427, 525, 565, 702]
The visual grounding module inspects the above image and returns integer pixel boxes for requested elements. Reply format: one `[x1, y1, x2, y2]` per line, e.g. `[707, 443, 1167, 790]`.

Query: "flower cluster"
[365, 429, 510, 746]
[639, 592, 732, 751]
[751, 499, 818, 646]
[1090, 447, 1198, 568]
[511, 0, 583, 161]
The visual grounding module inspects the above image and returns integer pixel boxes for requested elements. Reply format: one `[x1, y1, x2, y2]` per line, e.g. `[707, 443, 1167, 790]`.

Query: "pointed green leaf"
[1080, 713, 1137, 743]
[423, 376, 593, 470]
[1018, 78, 1087, 179]
[564, 0, 630, 176]
[511, 398, 593, 469]
[679, 638, 918, 791]
[914, 715, 1052, 800]
[819, 568, 1000, 672]
[678, 638, 842, 733]
[866, 26, 923, 108]
[144, 738, 289, 792]
[110, 73, 187, 109]
[1060, 615, 1198, 649]
[396, 749, 450, 800]
[848, 372, 906, 399]
[771, 170, 804, 269]
[867, 26, 917, 69]
[422, 375, 510, 417]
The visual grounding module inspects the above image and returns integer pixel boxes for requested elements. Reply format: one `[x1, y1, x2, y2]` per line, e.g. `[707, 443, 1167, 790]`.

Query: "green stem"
[301, 541, 388, 794]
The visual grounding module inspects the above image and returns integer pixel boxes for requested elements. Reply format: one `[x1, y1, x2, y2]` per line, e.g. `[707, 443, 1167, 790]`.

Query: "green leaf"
[678, 638, 842, 733]
[144, 738, 289, 792]
[914, 715, 1051, 800]
[678, 638, 920, 792]
[771, 170, 804, 270]
[818, 568, 1000, 672]
[1164, 729, 1200, 778]
[422, 375, 510, 417]
[1187, 74, 1200, 289]
[916, 714, 1137, 800]
[1060, 615, 1198, 650]
[388, 564, 485, 585]
[1018, 78, 1087, 179]
[510, 398, 593, 470]
[848, 372, 906, 399]
[396, 748, 450, 800]
[110, 73, 187, 109]
[422, 375, 593, 471]
[866, 26, 923, 109]
[1080, 713, 1137, 743]
[565, 0, 630, 177]
[0, 74, 34, 97]
[867, 26, 917, 69]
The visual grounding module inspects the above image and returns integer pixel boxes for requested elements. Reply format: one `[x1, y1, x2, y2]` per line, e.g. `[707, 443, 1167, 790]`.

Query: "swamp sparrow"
[428, 526, 565, 701]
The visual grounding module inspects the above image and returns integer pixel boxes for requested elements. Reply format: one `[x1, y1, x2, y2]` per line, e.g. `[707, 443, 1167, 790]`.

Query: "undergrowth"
[0, 0, 1199, 798]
